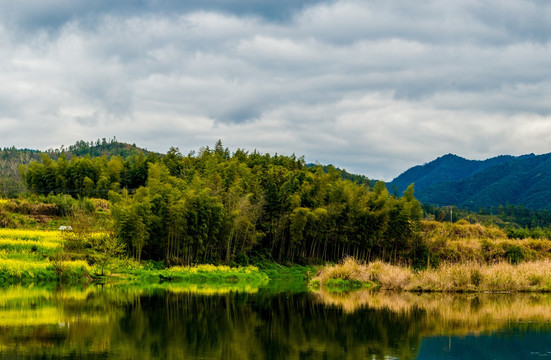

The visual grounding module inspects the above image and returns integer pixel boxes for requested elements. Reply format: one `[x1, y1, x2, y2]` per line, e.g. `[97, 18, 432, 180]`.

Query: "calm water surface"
[1, 283, 551, 359]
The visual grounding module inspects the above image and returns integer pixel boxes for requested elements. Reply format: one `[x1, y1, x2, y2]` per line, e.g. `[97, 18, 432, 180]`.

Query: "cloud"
[0, 0, 333, 34]
[0, 0, 550, 179]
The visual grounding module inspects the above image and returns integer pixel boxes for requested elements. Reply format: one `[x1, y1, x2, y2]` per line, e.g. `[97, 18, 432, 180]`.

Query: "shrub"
[505, 245, 524, 264]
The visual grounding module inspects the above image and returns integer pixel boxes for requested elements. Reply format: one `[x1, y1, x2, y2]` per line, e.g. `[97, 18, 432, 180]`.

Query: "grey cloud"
[0, 0, 333, 34]
[297, 0, 551, 46]
[1, 0, 551, 179]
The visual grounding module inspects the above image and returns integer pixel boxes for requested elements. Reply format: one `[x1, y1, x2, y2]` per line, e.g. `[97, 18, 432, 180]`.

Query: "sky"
[1, 0, 550, 181]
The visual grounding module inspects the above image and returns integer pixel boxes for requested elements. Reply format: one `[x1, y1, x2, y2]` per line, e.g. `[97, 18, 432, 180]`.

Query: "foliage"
[102, 143, 423, 265]
[88, 233, 125, 276]
[15, 140, 426, 266]
[20, 152, 152, 198]
[1, 138, 151, 198]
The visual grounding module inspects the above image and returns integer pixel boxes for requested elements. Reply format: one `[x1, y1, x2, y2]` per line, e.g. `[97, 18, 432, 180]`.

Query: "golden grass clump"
[367, 261, 412, 290]
[410, 262, 482, 292]
[422, 220, 506, 240]
[313, 257, 551, 292]
[314, 257, 371, 284]
[409, 260, 551, 292]
[314, 258, 412, 290]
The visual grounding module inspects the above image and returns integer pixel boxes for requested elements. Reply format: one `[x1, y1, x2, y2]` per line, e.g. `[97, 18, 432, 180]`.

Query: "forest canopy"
[19, 141, 423, 266]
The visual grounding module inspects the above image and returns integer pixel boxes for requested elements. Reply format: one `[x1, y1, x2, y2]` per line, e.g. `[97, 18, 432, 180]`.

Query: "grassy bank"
[118, 264, 270, 287]
[312, 257, 551, 292]
[0, 229, 91, 285]
[0, 228, 273, 287]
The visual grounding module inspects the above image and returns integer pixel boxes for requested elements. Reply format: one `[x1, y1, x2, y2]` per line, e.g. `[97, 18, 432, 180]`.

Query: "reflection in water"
[0, 284, 550, 359]
[313, 289, 551, 335]
[418, 331, 551, 360]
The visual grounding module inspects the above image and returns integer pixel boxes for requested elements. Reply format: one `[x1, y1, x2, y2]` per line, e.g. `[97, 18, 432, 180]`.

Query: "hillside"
[0, 139, 151, 197]
[391, 152, 551, 211]
[390, 154, 518, 195]
[13, 141, 422, 265]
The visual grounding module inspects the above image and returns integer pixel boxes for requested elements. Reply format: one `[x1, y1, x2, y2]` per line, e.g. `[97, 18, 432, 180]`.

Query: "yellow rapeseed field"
[0, 228, 91, 282]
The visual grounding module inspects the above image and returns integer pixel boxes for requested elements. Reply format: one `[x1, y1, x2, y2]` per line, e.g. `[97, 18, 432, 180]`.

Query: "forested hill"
[1, 138, 149, 162]
[2, 139, 373, 197]
[16, 142, 422, 265]
[0, 139, 150, 197]
[59, 139, 150, 158]
[390, 153, 518, 195]
[391, 152, 551, 211]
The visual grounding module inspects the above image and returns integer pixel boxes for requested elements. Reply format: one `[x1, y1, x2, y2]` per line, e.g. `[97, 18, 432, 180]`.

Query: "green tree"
[89, 233, 126, 276]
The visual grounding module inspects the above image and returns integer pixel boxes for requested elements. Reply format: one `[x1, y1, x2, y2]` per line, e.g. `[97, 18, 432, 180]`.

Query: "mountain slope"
[391, 152, 551, 211]
[390, 153, 517, 195]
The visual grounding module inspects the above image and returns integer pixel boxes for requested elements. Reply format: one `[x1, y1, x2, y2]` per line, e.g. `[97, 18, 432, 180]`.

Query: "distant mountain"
[390, 152, 551, 211]
[390, 154, 517, 195]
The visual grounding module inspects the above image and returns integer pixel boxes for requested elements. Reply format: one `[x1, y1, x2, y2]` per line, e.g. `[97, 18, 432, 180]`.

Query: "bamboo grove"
[20, 142, 423, 265]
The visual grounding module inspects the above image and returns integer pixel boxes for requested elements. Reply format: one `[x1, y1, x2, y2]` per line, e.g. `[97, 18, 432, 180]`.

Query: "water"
[1, 284, 551, 359]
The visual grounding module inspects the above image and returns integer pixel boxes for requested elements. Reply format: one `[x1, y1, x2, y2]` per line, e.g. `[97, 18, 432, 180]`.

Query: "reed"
[313, 257, 551, 292]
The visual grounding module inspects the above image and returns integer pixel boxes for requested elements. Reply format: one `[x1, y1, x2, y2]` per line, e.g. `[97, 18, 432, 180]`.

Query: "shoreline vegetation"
[2, 218, 551, 292]
[311, 220, 551, 293]
[4, 140, 551, 293]
[311, 257, 551, 292]
[2, 222, 551, 294]
[0, 228, 310, 287]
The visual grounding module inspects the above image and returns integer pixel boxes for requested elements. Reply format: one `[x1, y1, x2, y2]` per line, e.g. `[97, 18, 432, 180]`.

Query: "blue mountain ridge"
[389, 152, 551, 211]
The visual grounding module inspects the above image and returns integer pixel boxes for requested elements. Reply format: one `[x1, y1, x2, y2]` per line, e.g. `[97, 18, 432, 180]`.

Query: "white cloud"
[0, 0, 550, 180]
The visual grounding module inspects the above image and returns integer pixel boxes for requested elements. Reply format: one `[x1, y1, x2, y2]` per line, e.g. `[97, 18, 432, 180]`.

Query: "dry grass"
[422, 220, 506, 240]
[366, 261, 412, 290]
[315, 257, 412, 290]
[421, 221, 551, 264]
[313, 257, 551, 292]
[314, 257, 371, 284]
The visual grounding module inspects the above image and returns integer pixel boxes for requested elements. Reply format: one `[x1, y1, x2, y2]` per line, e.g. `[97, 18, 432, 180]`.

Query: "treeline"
[20, 142, 423, 265]
[310, 164, 375, 187]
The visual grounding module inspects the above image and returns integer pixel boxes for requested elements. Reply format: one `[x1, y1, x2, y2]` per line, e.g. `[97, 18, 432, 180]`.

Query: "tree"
[89, 233, 125, 276]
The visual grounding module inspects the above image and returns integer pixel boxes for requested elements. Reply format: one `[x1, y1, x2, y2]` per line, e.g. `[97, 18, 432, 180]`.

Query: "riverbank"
[102, 263, 271, 287]
[311, 257, 551, 292]
[0, 228, 302, 287]
[4, 225, 551, 293]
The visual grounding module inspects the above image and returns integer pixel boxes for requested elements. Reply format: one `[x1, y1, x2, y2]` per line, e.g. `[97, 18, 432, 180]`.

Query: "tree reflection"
[1, 285, 551, 359]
